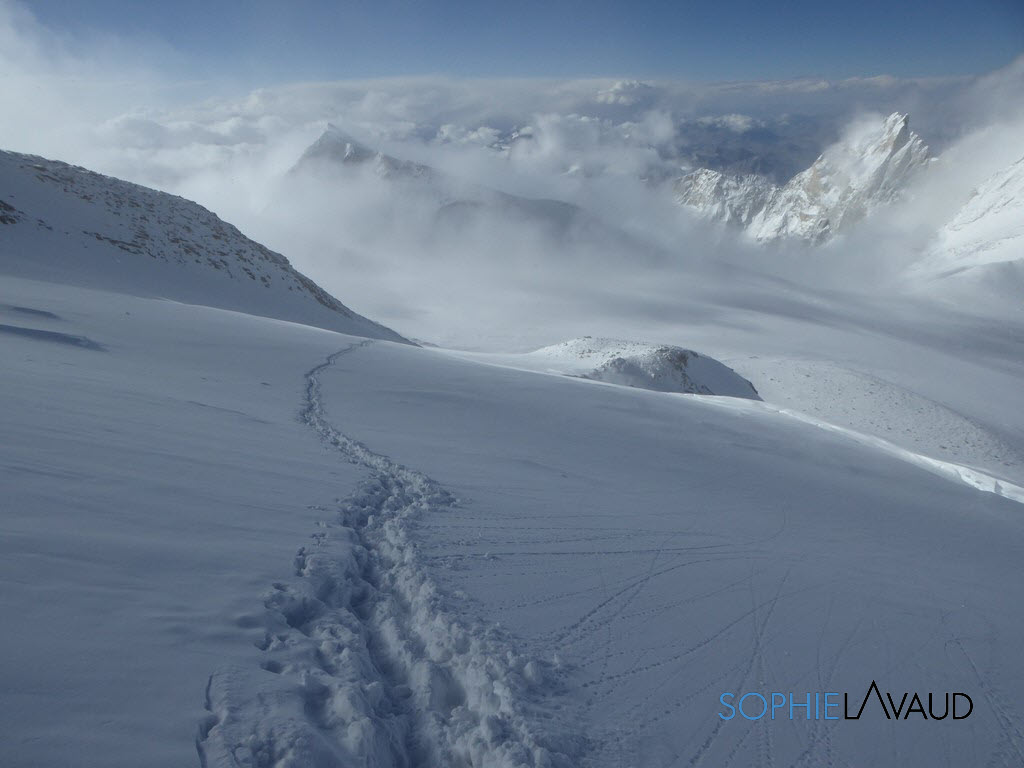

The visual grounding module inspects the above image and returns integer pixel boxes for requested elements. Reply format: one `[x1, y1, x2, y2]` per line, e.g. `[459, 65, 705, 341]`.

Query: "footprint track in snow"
[197, 342, 576, 768]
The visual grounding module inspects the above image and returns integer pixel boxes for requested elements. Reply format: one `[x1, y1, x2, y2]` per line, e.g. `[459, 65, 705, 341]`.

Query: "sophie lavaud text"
[719, 681, 974, 721]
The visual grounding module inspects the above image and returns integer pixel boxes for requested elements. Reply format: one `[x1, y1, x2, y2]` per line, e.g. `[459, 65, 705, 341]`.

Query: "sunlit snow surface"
[910, 153, 1024, 305]
[3, 274, 1024, 767]
[0, 278, 365, 765]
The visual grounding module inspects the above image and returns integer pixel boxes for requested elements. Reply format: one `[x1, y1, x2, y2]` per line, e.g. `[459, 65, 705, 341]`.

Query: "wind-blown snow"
[917, 154, 1024, 278]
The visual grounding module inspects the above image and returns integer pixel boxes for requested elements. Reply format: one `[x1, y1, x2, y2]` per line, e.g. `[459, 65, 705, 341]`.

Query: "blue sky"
[23, 0, 1024, 82]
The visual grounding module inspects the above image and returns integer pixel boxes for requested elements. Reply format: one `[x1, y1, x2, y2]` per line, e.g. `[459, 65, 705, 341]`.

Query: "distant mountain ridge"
[292, 125, 435, 181]
[287, 125, 663, 252]
[676, 112, 931, 243]
[0, 149, 406, 342]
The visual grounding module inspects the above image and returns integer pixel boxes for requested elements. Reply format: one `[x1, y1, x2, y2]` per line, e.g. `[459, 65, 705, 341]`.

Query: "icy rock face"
[530, 337, 761, 399]
[676, 112, 931, 243]
[920, 154, 1024, 275]
[0, 197, 23, 225]
[673, 169, 775, 228]
[750, 112, 931, 242]
[0, 149, 406, 341]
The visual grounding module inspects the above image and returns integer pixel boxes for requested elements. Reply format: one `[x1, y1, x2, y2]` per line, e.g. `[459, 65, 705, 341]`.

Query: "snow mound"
[0, 149, 406, 341]
[530, 337, 761, 399]
[677, 112, 931, 243]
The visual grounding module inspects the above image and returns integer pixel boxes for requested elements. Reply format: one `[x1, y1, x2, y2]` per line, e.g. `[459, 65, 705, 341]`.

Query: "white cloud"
[2, 0, 1021, 347]
[696, 113, 759, 133]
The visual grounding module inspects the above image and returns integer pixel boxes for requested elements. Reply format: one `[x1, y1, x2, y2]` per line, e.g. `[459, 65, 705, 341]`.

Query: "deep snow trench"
[197, 342, 571, 768]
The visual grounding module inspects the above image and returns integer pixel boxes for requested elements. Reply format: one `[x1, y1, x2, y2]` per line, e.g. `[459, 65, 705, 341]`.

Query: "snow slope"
[4, 272, 1024, 767]
[0, 276, 372, 767]
[0, 149, 405, 341]
[662, 276, 1024, 488]
[728, 354, 1023, 480]
[677, 113, 931, 243]
[237, 337, 1024, 768]
[912, 154, 1024, 291]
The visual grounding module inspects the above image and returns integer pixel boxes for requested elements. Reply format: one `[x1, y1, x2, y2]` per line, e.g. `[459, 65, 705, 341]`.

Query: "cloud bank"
[1, 0, 1022, 348]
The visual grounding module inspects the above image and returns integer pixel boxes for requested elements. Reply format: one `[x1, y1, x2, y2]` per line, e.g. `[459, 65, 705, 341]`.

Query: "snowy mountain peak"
[311, 123, 378, 163]
[293, 125, 433, 180]
[798, 111, 927, 206]
[676, 111, 931, 243]
[876, 112, 912, 149]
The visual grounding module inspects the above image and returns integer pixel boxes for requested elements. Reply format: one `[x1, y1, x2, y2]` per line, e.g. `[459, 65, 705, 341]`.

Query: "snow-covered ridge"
[919, 154, 1024, 276]
[0, 149, 405, 341]
[526, 337, 761, 399]
[676, 112, 931, 243]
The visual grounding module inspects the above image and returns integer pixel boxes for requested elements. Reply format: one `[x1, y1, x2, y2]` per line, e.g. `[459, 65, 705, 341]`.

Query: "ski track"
[197, 341, 577, 768]
[951, 637, 1024, 768]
